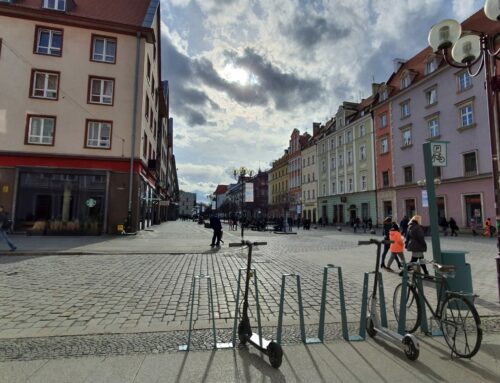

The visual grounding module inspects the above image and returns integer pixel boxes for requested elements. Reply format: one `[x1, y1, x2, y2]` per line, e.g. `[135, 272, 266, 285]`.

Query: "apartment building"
[288, 128, 310, 220]
[301, 123, 320, 223]
[268, 150, 288, 219]
[0, 0, 172, 234]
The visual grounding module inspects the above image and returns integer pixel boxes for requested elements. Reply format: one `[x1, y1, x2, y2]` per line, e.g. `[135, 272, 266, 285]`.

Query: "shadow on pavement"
[237, 346, 286, 383]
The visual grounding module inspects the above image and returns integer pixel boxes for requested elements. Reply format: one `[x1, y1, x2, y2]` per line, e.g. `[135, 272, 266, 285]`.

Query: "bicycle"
[393, 259, 482, 358]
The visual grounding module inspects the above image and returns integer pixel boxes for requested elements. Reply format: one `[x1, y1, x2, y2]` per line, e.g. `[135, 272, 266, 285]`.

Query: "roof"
[214, 185, 228, 195]
[1, 0, 155, 28]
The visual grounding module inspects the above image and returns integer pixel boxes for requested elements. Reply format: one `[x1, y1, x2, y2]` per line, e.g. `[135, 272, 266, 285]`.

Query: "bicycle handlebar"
[357, 239, 393, 246]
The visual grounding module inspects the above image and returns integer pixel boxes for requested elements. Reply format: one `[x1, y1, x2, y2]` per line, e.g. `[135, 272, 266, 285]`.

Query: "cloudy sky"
[159, 0, 482, 203]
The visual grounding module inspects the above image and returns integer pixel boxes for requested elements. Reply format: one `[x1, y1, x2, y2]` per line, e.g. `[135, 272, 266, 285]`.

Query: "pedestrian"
[399, 215, 409, 237]
[209, 213, 223, 247]
[483, 218, 492, 237]
[386, 222, 405, 271]
[0, 205, 16, 251]
[367, 217, 373, 230]
[448, 217, 459, 237]
[405, 215, 429, 275]
[380, 216, 392, 269]
[470, 218, 478, 236]
[439, 216, 449, 236]
[355, 217, 360, 233]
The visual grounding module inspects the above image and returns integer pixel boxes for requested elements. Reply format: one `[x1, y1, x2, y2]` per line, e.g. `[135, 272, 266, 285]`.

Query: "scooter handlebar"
[358, 239, 394, 246]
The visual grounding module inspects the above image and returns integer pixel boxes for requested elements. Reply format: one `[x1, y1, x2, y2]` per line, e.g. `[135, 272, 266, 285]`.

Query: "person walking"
[470, 218, 478, 236]
[380, 216, 392, 269]
[399, 215, 410, 237]
[0, 205, 16, 251]
[209, 213, 223, 247]
[386, 222, 404, 271]
[439, 216, 449, 236]
[483, 217, 492, 237]
[448, 217, 459, 237]
[405, 215, 428, 275]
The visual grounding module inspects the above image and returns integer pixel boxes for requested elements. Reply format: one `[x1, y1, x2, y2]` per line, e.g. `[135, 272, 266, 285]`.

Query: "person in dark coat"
[448, 217, 459, 237]
[380, 216, 392, 269]
[405, 215, 428, 275]
[399, 216, 410, 237]
[0, 205, 16, 251]
[209, 214, 223, 247]
[439, 216, 449, 236]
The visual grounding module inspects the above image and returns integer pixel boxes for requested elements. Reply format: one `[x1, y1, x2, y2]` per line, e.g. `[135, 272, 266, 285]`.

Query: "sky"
[159, 0, 483, 203]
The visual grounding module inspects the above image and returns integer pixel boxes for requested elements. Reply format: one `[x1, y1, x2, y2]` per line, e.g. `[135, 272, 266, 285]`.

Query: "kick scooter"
[358, 238, 420, 361]
[229, 240, 283, 368]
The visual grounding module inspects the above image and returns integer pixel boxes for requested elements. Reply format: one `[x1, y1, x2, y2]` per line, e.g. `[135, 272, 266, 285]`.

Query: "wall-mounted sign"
[2, 185, 8, 193]
[244, 183, 254, 202]
[430, 141, 447, 167]
[85, 198, 97, 208]
[421, 190, 428, 207]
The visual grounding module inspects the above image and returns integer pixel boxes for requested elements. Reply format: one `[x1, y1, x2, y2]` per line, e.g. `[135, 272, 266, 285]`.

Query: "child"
[386, 222, 405, 272]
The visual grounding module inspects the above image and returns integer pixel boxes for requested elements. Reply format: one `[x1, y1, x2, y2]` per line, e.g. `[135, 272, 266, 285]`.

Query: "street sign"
[422, 190, 428, 207]
[244, 183, 254, 202]
[430, 141, 447, 167]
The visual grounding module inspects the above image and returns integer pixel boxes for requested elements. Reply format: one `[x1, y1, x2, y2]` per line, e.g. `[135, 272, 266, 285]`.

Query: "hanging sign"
[244, 183, 254, 202]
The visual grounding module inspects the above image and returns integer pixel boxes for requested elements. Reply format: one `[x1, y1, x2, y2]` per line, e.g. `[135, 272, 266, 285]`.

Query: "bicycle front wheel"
[393, 283, 421, 333]
[440, 293, 482, 358]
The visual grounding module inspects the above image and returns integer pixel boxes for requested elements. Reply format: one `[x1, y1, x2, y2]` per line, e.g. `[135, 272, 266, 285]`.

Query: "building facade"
[301, 123, 320, 223]
[268, 151, 288, 219]
[0, 0, 176, 234]
[178, 191, 196, 217]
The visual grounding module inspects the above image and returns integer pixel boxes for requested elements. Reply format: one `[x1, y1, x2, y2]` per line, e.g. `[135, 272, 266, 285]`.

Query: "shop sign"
[85, 198, 97, 208]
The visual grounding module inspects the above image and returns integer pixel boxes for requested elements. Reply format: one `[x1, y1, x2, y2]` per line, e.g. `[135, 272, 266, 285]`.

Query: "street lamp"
[428, 0, 500, 301]
[233, 167, 254, 239]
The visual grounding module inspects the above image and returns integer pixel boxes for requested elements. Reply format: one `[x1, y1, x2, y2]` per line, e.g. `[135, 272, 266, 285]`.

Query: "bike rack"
[179, 274, 233, 351]
[276, 273, 308, 344]
[415, 276, 443, 336]
[232, 268, 264, 347]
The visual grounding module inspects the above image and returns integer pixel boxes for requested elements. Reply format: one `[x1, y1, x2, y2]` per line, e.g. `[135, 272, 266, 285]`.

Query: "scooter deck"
[249, 333, 271, 350]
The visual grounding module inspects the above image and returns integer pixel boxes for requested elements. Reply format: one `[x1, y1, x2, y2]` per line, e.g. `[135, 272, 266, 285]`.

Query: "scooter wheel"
[267, 341, 283, 368]
[238, 321, 251, 345]
[366, 316, 377, 338]
[403, 335, 419, 361]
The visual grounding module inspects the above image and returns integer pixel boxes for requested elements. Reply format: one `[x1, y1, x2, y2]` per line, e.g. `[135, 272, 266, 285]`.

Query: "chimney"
[312, 122, 320, 136]
[393, 58, 407, 73]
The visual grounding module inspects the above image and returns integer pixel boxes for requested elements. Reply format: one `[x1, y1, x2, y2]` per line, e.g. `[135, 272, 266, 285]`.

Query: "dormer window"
[43, 0, 66, 11]
[400, 75, 410, 89]
[425, 55, 440, 75]
[379, 89, 388, 101]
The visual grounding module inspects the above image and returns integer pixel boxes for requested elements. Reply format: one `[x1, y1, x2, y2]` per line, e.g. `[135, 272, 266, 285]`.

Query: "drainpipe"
[127, 32, 141, 232]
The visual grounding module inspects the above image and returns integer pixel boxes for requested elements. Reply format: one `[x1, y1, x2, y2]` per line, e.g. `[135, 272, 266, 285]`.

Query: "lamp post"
[428, 0, 500, 300]
[233, 167, 254, 240]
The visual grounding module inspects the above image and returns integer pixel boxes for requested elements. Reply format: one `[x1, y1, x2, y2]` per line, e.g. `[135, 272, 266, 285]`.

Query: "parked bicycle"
[393, 259, 482, 358]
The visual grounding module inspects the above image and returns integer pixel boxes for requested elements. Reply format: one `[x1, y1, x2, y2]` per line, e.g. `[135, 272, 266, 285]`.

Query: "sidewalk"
[2, 333, 499, 382]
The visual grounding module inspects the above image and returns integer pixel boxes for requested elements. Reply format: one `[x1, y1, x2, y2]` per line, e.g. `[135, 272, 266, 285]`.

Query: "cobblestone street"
[0, 221, 499, 359]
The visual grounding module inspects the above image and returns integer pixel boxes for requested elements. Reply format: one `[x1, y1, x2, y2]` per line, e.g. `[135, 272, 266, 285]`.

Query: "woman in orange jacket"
[386, 222, 405, 271]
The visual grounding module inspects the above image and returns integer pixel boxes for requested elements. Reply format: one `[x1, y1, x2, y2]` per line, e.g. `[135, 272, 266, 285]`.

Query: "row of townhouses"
[211, 9, 498, 230]
[0, 0, 179, 234]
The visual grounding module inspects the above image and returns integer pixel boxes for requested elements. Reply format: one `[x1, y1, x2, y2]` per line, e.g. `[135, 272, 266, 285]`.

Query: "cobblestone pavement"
[0, 221, 498, 356]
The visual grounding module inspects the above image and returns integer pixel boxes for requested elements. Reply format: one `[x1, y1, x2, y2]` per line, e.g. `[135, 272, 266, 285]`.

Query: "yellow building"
[268, 151, 288, 219]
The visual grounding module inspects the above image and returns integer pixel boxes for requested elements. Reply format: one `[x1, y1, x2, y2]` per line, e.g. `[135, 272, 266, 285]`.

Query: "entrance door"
[465, 194, 482, 227]
[322, 205, 328, 225]
[383, 201, 392, 218]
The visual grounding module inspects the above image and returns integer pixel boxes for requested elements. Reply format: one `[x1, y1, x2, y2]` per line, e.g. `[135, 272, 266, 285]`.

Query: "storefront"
[14, 168, 107, 234]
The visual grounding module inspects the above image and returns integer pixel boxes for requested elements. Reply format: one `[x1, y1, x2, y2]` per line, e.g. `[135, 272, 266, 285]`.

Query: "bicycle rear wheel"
[393, 283, 421, 333]
[440, 293, 482, 358]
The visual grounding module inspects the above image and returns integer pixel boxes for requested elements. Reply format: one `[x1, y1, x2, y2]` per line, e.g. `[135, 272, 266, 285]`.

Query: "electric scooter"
[358, 238, 420, 361]
[229, 240, 283, 368]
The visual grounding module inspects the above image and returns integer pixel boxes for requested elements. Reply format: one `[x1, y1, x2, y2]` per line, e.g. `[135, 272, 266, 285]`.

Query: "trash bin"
[440, 250, 473, 295]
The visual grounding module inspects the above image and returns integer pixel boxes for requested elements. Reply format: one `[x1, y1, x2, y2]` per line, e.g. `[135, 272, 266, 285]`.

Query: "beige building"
[301, 126, 320, 223]
[0, 0, 174, 234]
[268, 150, 288, 219]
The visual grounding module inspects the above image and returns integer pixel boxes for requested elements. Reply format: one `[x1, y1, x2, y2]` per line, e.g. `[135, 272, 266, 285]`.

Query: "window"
[425, 59, 437, 74]
[401, 100, 410, 118]
[323, 184, 326, 196]
[339, 180, 344, 193]
[304, 191, 306, 201]
[428, 117, 439, 138]
[426, 87, 437, 105]
[338, 135, 343, 147]
[89, 77, 114, 105]
[147, 57, 151, 82]
[303, 159, 306, 167]
[460, 103, 474, 127]
[401, 127, 412, 147]
[322, 161, 326, 172]
[359, 124, 365, 136]
[348, 177, 353, 192]
[312, 190, 315, 199]
[457, 71, 472, 92]
[35, 27, 62, 56]
[91, 35, 117, 63]
[347, 130, 352, 143]
[347, 150, 353, 165]
[43, 0, 66, 11]
[360, 145, 366, 161]
[400, 75, 410, 89]
[331, 156, 336, 169]
[404, 166, 413, 184]
[381, 137, 388, 154]
[330, 138, 335, 149]
[463, 152, 477, 176]
[332, 182, 336, 194]
[86, 120, 111, 149]
[380, 113, 387, 128]
[338, 153, 343, 166]
[30, 70, 59, 100]
[145, 95, 149, 119]
[379, 89, 388, 101]
[382, 171, 389, 187]
[26, 115, 55, 145]
[361, 175, 367, 191]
